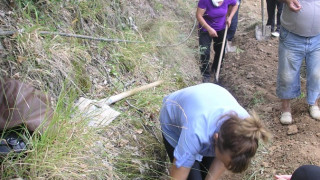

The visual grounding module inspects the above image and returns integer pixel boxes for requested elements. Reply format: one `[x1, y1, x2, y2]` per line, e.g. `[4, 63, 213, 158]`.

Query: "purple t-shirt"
[198, 0, 237, 32]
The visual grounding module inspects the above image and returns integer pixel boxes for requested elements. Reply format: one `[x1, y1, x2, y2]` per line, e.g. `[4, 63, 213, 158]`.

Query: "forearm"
[227, 4, 239, 19]
[169, 159, 190, 180]
[205, 158, 226, 180]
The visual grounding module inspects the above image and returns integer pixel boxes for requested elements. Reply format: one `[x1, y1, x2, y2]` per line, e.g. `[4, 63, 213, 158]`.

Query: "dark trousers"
[291, 165, 320, 180]
[199, 29, 227, 78]
[227, 0, 241, 41]
[163, 135, 214, 180]
[266, 0, 283, 32]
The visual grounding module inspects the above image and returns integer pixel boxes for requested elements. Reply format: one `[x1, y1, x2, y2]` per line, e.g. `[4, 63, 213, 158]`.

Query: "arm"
[196, 7, 218, 37]
[275, 175, 292, 180]
[205, 158, 227, 180]
[169, 158, 191, 180]
[277, 0, 301, 12]
[226, 4, 239, 27]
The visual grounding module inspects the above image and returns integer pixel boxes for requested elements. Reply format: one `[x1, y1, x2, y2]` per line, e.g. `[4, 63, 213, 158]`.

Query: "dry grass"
[0, 0, 201, 179]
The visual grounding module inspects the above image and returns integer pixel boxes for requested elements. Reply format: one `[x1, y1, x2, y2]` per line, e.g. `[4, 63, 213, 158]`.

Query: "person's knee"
[278, 72, 296, 86]
[292, 165, 320, 180]
[310, 69, 320, 81]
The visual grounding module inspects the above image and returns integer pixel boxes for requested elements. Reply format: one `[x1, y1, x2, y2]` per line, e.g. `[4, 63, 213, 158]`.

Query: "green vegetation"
[0, 0, 198, 179]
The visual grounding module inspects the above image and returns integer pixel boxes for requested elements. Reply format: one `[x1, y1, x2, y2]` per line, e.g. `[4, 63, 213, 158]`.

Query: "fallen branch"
[0, 30, 16, 36]
[0, 30, 144, 43]
[39, 31, 144, 43]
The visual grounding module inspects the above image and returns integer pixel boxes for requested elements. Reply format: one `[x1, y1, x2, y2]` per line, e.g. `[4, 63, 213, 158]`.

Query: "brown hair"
[216, 111, 272, 173]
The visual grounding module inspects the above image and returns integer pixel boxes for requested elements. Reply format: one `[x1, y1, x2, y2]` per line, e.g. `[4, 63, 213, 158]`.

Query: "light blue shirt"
[160, 83, 249, 168]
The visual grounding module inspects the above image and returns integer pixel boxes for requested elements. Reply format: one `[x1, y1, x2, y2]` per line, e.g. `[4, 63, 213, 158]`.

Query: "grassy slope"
[0, 0, 200, 179]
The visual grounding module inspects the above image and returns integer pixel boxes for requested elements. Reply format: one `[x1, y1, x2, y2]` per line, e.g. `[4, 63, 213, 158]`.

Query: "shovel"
[215, 24, 228, 83]
[255, 0, 271, 40]
[75, 80, 164, 127]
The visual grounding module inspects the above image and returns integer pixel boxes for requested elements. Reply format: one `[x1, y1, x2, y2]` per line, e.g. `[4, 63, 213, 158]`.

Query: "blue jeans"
[227, 0, 241, 41]
[277, 26, 320, 105]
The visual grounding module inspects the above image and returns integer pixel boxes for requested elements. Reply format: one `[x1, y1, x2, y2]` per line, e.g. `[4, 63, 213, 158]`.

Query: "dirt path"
[219, 0, 320, 179]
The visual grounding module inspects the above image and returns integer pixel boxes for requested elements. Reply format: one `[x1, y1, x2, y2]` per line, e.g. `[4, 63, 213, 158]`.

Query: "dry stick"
[0, 30, 144, 43]
[0, 30, 16, 36]
[39, 31, 144, 43]
[215, 24, 228, 83]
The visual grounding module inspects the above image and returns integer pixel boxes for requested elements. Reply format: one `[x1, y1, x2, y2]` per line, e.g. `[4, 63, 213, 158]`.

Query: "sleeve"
[198, 0, 207, 9]
[173, 128, 202, 168]
[229, 0, 237, 6]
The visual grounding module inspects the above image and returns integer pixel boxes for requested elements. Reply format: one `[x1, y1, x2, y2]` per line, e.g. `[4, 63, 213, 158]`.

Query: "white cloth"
[212, 0, 224, 7]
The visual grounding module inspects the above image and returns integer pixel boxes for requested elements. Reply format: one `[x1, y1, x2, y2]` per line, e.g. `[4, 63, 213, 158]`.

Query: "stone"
[287, 125, 298, 135]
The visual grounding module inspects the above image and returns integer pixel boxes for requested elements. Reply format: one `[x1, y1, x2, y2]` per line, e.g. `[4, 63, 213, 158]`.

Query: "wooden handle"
[103, 80, 164, 105]
[215, 24, 228, 82]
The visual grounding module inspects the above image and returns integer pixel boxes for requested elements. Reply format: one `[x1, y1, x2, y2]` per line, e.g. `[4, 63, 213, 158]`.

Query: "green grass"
[1, 0, 199, 179]
[249, 92, 265, 107]
[0, 86, 111, 179]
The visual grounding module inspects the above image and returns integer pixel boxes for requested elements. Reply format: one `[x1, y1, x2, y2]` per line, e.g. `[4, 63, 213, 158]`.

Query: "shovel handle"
[215, 24, 228, 82]
[103, 80, 164, 105]
[261, 0, 265, 35]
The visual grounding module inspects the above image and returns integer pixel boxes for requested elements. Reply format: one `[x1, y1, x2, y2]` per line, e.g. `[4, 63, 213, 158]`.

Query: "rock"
[287, 125, 298, 135]
[265, 106, 273, 112]
[246, 72, 254, 79]
[262, 162, 269, 168]
[316, 133, 320, 137]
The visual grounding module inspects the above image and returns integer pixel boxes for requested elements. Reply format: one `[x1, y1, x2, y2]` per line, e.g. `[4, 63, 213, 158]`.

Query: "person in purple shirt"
[160, 83, 271, 179]
[196, 0, 239, 83]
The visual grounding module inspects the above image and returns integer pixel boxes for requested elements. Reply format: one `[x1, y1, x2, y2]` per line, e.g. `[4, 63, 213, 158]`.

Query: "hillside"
[1, 0, 319, 180]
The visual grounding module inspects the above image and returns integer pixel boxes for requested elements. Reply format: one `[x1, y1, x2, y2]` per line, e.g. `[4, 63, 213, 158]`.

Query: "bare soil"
[219, 0, 320, 179]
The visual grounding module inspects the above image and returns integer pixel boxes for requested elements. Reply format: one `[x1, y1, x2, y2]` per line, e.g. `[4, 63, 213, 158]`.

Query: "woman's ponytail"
[217, 111, 272, 173]
[237, 111, 272, 143]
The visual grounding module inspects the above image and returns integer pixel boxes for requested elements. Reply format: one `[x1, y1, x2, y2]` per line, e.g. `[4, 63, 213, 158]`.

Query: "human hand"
[285, 0, 301, 12]
[208, 28, 218, 37]
[275, 175, 292, 180]
[226, 17, 232, 28]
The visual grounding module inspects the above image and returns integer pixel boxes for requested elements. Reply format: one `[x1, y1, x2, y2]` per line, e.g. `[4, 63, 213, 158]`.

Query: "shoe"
[280, 112, 292, 125]
[310, 105, 320, 120]
[202, 76, 211, 83]
[271, 31, 279, 37]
